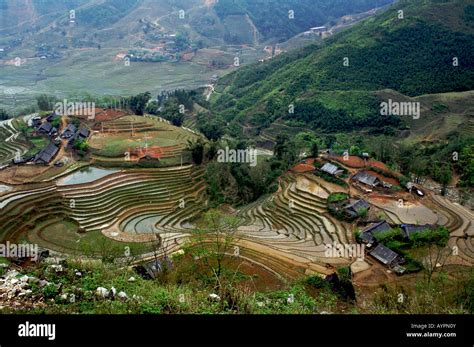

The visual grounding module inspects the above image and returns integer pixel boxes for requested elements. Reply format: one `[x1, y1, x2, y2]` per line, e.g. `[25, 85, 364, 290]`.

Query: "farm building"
[77, 128, 90, 140]
[67, 128, 91, 148]
[61, 123, 77, 139]
[34, 143, 59, 165]
[401, 224, 437, 239]
[359, 220, 392, 245]
[369, 243, 400, 266]
[38, 122, 52, 134]
[46, 112, 59, 122]
[352, 171, 380, 187]
[344, 199, 370, 218]
[320, 163, 344, 176]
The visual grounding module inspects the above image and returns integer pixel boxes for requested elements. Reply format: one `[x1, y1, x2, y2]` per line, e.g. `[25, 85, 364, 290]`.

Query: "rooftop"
[370, 244, 399, 265]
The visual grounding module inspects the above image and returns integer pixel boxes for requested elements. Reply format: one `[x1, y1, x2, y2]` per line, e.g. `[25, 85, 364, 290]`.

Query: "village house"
[61, 123, 76, 139]
[369, 243, 400, 266]
[359, 220, 392, 245]
[46, 112, 59, 123]
[37, 122, 57, 137]
[29, 116, 42, 128]
[367, 234, 407, 275]
[344, 199, 370, 218]
[352, 171, 380, 187]
[77, 128, 91, 140]
[67, 128, 91, 148]
[401, 224, 436, 240]
[33, 143, 59, 165]
[320, 162, 344, 176]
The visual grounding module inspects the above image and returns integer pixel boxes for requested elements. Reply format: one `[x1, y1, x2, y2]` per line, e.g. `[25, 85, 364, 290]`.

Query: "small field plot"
[26, 219, 155, 256]
[89, 115, 199, 159]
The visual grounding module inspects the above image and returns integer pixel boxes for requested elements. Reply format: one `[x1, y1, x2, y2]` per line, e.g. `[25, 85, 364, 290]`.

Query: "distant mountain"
[0, 0, 393, 49]
[213, 0, 394, 43]
[211, 0, 474, 134]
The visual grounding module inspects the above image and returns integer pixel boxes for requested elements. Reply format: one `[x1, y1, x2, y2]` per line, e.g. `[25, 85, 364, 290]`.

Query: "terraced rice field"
[236, 173, 353, 269]
[0, 165, 207, 254]
[370, 191, 474, 266]
[0, 117, 30, 166]
[89, 115, 199, 160]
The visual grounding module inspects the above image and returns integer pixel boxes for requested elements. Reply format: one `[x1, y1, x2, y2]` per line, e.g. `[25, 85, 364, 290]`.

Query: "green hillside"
[212, 0, 474, 133]
[214, 0, 393, 42]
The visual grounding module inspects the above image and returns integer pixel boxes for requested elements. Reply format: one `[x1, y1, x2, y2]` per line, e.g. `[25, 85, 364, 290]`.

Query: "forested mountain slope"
[211, 0, 474, 133]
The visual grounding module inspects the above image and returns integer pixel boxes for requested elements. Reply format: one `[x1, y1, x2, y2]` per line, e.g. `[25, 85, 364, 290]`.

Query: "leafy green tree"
[187, 138, 205, 165]
[36, 95, 57, 111]
[129, 92, 151, 115]
[198, 115, 225, 141]
[459, 145, 474, 187]
[310, 141, 319, 158]
[0, 109, 9, 121]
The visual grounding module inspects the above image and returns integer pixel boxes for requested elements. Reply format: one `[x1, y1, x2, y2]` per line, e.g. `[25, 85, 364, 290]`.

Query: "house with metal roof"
[359, 220, 392, 245]
[352, 171, 380, 187]
[344, 199, 370, 218]
[401, 224, 437, 239]
[34, 143, 59, 165]
[320, 163, 344, 176]
[369, 243, 399, 266]
[38, 122, 53, 134]
[77, 128, 90, 140]
[61, 123, 77, 139]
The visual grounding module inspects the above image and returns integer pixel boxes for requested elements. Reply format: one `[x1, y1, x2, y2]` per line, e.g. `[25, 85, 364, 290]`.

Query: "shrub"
[305, 275, 329, 289]
[43, 284, 60, 299]
[327, 192, 349, 203]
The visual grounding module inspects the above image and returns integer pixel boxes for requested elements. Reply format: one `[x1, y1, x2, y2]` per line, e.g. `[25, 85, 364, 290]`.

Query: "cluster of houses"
[319, 160, 419, 195]
[61, 123, 90, 149]
[13, 113, 90, 166]
[33, 112, 59, 138]
[359, 220, 437, 274]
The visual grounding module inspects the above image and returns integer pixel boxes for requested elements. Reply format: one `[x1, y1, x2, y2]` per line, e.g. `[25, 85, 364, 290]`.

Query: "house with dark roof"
[359, 220, 392, 245]
[32, 117, 42, 128]
[369, 243, 399, 266]
[401, 224, 437, 239]
[352, 171, 380, 187]
[34, 143, 59, 165]
[61, 123, 76, 139]
[38, 122, 53, 134]
[320, 162, 344, 176]
[46, 112, 59, 123]
[77, 128, 90, 140]
[344, 199, 370, 218]
[67, 128, 90, 149]
[37, 122, 57, 137]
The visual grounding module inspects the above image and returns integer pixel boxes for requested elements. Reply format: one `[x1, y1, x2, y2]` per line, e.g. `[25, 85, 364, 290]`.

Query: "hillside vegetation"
[212, 0, 474, 129]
